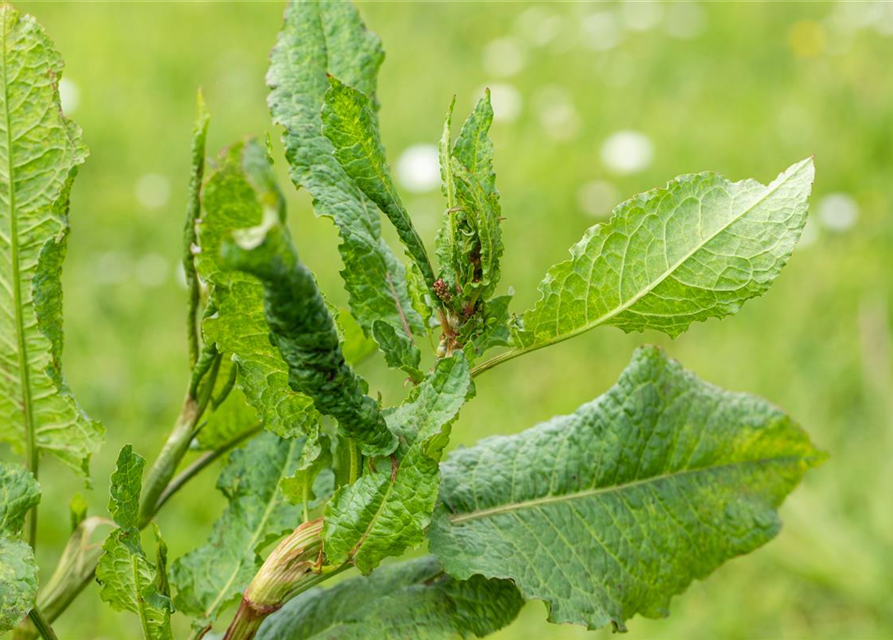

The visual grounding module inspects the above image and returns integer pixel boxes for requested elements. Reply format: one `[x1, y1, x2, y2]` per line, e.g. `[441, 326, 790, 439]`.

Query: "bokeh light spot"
[135, 173, 171, 209]
[817, 193, 859, 232]
[396, 144, 440, 193]
[600, 130, 654, 175]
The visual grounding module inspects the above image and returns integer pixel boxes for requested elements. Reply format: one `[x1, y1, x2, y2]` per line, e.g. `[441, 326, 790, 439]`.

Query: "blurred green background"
[3, 1, 891, 638]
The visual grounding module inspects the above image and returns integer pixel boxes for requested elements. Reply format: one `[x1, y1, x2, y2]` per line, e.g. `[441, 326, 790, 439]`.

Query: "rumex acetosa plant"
[0, 1, 824, 639]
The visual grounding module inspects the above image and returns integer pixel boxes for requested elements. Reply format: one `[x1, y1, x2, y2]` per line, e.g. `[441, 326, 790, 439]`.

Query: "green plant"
[0, 1, 824, 639]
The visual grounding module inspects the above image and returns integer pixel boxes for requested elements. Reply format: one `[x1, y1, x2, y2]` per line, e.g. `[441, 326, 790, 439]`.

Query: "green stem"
[139, 353, 220, 528]
[469, 346, 525, 378]
[154, 423, 262, 513]
[27, 608, 58, 640]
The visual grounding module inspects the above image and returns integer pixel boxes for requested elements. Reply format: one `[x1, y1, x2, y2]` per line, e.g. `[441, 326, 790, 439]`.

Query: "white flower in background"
[396, 144, 440, 193]
[577, 180, 620, 219]
[482, 38, 526, 78]
[600, 130, 654, 175]
[534, 86, 580, 142]
[135, 173, 171, 209]
[514, 6, 564, 47]
[59, 77, 80, 114]
[136, 254, 170, 288]
[481, 83, 522, 123]
[664, 4, 706, 40]
[621, 1, 664, 32]
[817, 193, 859, 232]
[581, 11, 624, 51]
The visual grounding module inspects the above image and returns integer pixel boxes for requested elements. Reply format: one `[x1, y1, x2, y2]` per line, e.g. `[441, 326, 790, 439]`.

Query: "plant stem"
[154, 423, 262, 513]
[138, 393, 199, 528]
[27, 608, 58, 640]
[469, 346, 524, 378]
[139, 353, 220, 528]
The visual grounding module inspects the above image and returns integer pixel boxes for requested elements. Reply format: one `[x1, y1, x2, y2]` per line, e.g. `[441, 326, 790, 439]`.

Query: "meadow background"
[4, 1, 892, 638]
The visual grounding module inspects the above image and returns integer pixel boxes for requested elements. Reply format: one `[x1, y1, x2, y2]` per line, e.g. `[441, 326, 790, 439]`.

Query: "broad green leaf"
[256, 556, 523, 640]
[171, 432, 306, 629]
[268, 0, 422, 338]
[96, 446, 173, 640]
[450, 158, 503, 303]
[0, 463, 40, 535]
[437, 97, 458, 287]
[511, 158, 814, 356]
[0, 463, 40, 631]
[324, 354, 474, 574]
[196, 140, 319, 443]
[322, 75, 436, 288]
[430, 346, 823, 631]
[371, 320, 423, 383]
[280, 435, 334, 509]
[183, 88, 210, 367]
[222, 216, 397, 458]
[436, 91, 503, 307]
[0, 5, 103, 476]
[453, 90, 497, 198]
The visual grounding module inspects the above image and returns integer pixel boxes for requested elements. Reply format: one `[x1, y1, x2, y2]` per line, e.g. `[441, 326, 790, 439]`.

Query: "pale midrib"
[203, 439, 298, 618]
[132, 552, 153, 638]
[471, 164, 806, 378]
[448, 454, 802, 525]
[348, 469, 396, 560]
[1, 18, 38, 476]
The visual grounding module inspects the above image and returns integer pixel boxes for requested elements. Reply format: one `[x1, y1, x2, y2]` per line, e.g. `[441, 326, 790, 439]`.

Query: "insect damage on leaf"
[95, 446, 173, 640]
[221, 210, 398, 459]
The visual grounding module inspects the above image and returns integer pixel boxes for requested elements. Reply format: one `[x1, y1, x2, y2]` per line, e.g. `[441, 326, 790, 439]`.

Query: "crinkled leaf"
[170, 432, 306, 629]
[222, 217, 396, 458]
[0, 4, 103, 477]
[0, 463, 40, 632]
[322, 76, 436, 288]
[430, 346, 824, 631]
[183, 88, 210, 367]
[469, 294, 512, 358]
[256, 556, 522, 640]
[96, 446, 173, 640]
[371, 320, 423, 383]
[0, 463, 40, 536]
[0, 537, 38, 632]
[197, 140, 319, 443]
[450, 159, 503, 303]
[324, 354, 474, 574]
[453, 90, 497, 198]
[268, 0, 422, 338]
[436, 91, 503, 306]
[513, 158, 815, 353]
